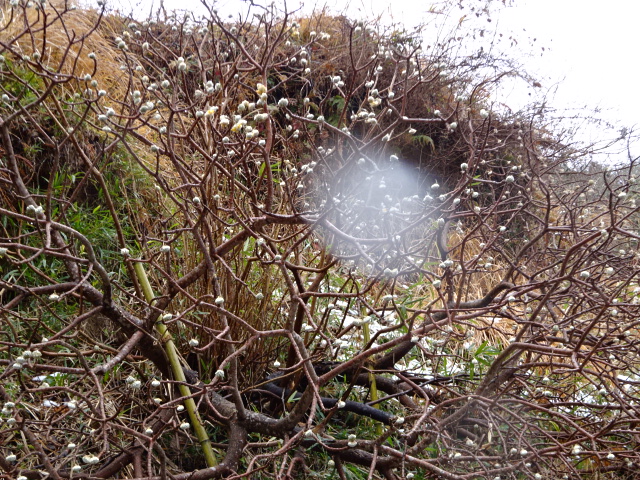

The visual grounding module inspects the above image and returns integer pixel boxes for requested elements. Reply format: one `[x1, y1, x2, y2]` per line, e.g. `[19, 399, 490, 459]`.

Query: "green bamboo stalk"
[133, 262, 218, 467]
[363, 319, 382, 436]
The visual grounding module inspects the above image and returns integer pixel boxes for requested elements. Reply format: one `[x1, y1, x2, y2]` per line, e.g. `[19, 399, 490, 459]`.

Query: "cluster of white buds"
[26, 204, 44, 215]
[2, 402, 15, 415]
[82, 454, 100, 465]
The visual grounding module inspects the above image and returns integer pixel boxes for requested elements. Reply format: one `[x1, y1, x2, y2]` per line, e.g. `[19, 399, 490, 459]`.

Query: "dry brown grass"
[0, 0, 129, 99]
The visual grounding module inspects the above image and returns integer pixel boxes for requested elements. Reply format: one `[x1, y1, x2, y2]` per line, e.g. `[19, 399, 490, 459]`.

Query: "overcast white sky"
[102, 0, 639, 155]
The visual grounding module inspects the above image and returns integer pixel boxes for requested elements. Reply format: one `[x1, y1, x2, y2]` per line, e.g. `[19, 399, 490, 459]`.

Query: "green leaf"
[413, 134, 435, 151]
[328, 95, 345, 111]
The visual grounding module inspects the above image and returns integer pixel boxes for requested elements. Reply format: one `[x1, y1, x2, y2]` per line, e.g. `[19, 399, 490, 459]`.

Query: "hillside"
[1, 1, 639, 479]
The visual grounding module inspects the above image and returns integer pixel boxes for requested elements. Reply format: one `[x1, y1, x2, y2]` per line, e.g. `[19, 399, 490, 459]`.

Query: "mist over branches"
[1, 1, 640, 479]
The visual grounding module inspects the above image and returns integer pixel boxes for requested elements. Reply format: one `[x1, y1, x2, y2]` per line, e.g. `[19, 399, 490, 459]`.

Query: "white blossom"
[82, 454, 100, 465]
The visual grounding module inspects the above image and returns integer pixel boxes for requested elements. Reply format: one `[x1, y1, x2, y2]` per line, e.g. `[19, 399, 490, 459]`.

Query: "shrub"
[1, 1, 639, 479]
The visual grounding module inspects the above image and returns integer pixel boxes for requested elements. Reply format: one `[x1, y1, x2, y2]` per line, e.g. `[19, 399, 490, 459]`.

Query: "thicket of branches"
[1, 1, 640, 479]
